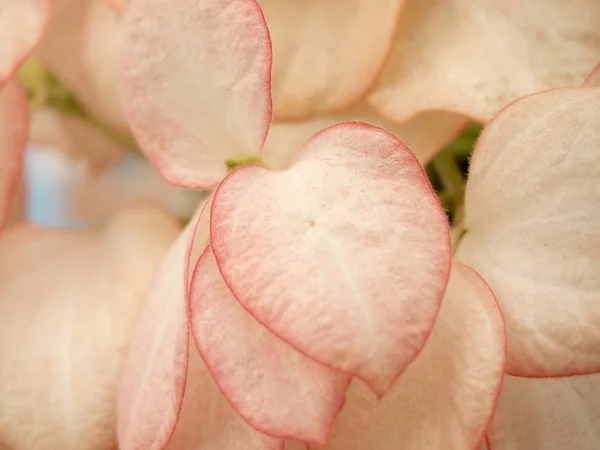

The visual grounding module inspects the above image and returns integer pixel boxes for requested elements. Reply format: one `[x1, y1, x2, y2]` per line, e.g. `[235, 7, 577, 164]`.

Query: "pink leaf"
[316, 262, 506, 450]
[369, 0, 600, 122]
[486, 374, 600, 450]
[211, 122, 451, 394]
[166, 343, 283, 450]
[121, 0, 272, 188]
[456, 85, 600, 376]
[262, 103, 468, 170]
[0, 81, 28, 229]
[118, 200, 210, 450]
[0, 206, 181, 449]
[258, 0, 407, 119]
[189, 246, 349, 444]
[0, 0, 51, 86]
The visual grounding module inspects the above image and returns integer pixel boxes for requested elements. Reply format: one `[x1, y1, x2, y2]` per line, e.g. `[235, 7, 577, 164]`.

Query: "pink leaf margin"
[188, 244, 351, 444]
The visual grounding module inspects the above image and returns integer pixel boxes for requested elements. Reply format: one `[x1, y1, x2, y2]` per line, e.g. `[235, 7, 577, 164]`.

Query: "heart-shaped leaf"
[211, 122, 451, 394]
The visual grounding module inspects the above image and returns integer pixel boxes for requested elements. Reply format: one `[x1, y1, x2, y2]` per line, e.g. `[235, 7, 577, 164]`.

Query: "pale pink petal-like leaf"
[0, 0, 51, 86]
[30, 107, 123, 170]
[121, 0, 272, 188]
[456, 86, 600, 376]
[166, 344, 283, 450]
[258, 0, 406, 119]
[37, 0, 128, 130]
[369, 0, 600, 122]
[211, 122, 451, 394]
[0, 206, 181, 450]
[584, 62, 600, 87]
[263, 104, 468, 170]
[118, 200, 210, 450]
[190, 246, 349, 444]
[0, 81, 28, 229]
[316, 262, 506, 450]
[487, 374, 600, 450]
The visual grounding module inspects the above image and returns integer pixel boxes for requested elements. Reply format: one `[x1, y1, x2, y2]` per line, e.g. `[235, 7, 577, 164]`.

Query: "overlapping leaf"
[0, 206, 180, 449]
[370, 0, 600, 122]
[118, 201, 210, 450]
[317, 263, 506, 450]
[190, 246, 349, 444]
[165, 343, 283, 450]
[457, 83, 600, 376]
[486, 374, 600, 450]
[258, 0, 406, 119]
[121, 0, 272, 187]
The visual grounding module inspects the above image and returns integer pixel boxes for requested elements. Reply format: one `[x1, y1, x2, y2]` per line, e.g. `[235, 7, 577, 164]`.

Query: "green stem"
[225, 155, 266, 171]
[432, 151, 465, 213]
[17, 56, 139, 152]
[445, 123, 483, 159]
